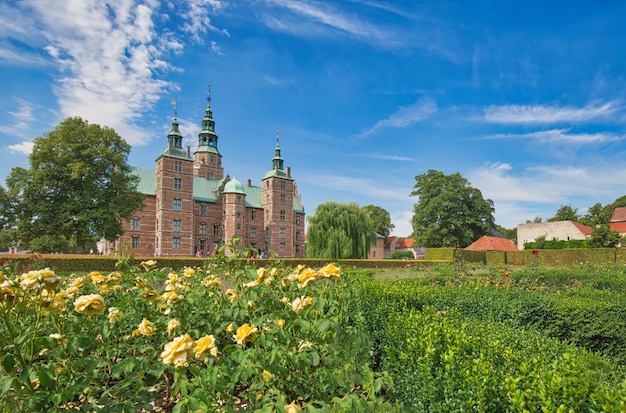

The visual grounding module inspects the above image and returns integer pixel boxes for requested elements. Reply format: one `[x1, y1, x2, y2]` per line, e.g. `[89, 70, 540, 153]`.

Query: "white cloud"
[0, 98, 44, 140]
[7, 141, 34, 155]
[361, 153, 415, 162]
[390, 209, 413, 237]
[356, 96, 437, 138]
[262, 0, 398, 47]
[485, 128, 624, 145]
[483, 101, 621, 124]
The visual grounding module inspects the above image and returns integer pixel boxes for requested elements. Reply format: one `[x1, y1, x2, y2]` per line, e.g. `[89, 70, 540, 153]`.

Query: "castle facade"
[111, 91, 305, 258]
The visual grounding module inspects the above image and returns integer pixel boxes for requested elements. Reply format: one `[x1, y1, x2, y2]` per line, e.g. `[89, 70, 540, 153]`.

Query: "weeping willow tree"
[306, 201, 376, 259]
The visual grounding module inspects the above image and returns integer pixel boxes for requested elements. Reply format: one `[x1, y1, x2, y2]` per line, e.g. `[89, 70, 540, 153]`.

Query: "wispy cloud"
[484, 128, 624, 144]
[262, 0, 399, 47]
[360, 153, 415, 162]
[2, 1, 227, 146]
[300, 173, 410, 201]
[0, 98, 42, 141]
[356, 96, 437, 138]
[483, 101, 621, 124]
[7, 141, 34, 156]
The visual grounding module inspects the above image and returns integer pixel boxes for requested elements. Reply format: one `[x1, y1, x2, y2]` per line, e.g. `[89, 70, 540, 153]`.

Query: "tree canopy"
[410, 169, 495, 248]
[306, 201, 376, 259]
[548, 205, 579, 222]
[361, 204, 394, 238]
[5, 117, 144, 253]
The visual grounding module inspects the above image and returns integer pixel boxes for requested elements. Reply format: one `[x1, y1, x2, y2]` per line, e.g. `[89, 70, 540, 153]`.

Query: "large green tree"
[361, 204, 394, 238]
[306, 201, 375, 259]
[8, 117, 144, 253]
[410, 169, 495, 247]
[548, 204, 579, 222]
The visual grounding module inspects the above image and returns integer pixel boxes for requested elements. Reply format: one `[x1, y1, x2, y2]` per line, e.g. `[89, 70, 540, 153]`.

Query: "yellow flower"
[256, 267, 269, 281]
[243, 279, 259, 288]
[141, 260, 157, 271]
[262, 369, 274, 382]
[183, 267, 195, 277]
[160, 291, 181, 304]
[108, 307, 122, 323]
[89, 271, 109, 285]
[142, 289, 159, 301]
[73, 294, 106, 315]
[225, 323, 235, 332]
[276, 319, 285, 328]
[291, 296, 313, 314]
[194, 335, 218, 358]
[71, 277, 85, 288]
[161, 334, 194, 367]
[63, 285, 79, 298]
[297, 268, 317, 289]
[19, 270, 42, 290]
[285, 401, 301, 413]
[233, 323, 257, 348]
[39, 268, 57, 285]
[135, 277, 148, 287]
[167, 319, 181, 336]
[45, 292, 67, 313]
[137, 318, 156, 336]
[201, 275, 221, 287]
[0, 280, 16, 301]
[224, 289, 239, 301]
[167, 272, 180, 283]
[319, 263, 342, 279]
[109, 272, 123, 283]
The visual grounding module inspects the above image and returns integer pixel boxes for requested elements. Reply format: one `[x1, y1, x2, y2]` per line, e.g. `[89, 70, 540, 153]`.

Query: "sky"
[1, 0, 626, 238]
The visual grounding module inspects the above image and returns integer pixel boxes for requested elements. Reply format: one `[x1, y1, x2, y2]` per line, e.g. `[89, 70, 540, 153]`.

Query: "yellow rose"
[194, 335, 218, 358]
[45, 292, 67, 313]
[161, 334, 193, 367]
[285, 401, 301, 413]
[262, 369, 274, 382]
[19, 270, 41, 290]
[160, 291, 181, 304]
[71, 277, 85, 288]
[297, 268, 317, 289]
[135, 277, 148, 287]
[291, 296, 312, 314]
[201, 275, 221, 287]
[276, 319, 285, 328]
[39, 268, 57, 285]
[142, 289, 159, 301]
[233, 323, 257, 348]
[224, 289, 238, 302]
[167, 319, 181, 335]
[319, 263, 342, 279]
[89, 271, 109, 285]
[63, 285, 79, 297]
[109, 272, 123, 283]
[183, 267, 195, 277]
[73, 294, 106, 315]
[225, 323, 235, 332]
[108, 307, 122, 323]
[137, 318, 156, 336]
[140, 260, 157, 271]
[167, 273, 180, 282]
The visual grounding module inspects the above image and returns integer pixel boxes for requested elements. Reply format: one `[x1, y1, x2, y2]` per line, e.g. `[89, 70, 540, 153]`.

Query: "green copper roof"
[131, 167, 156, 194]
[156, 146, 193, 161]
[223, 176, 246, 194]
[195, 144, 220, 155]
[263, 168, 294, 180]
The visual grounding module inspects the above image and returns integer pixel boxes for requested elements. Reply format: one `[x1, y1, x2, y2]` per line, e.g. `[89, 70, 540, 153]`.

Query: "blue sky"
[1, 0, 626, 237]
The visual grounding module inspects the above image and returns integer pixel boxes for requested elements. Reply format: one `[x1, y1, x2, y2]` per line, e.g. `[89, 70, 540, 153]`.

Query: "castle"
[109, 90, 305, 258]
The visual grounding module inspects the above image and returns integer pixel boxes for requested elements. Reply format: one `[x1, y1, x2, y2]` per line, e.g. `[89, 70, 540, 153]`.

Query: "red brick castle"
[110, 89, 305, 257]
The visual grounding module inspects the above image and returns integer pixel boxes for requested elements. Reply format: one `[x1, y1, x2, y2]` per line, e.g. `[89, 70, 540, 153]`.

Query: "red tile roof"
[612, 207, 626, 222]
[465, 235, 518, 251]
[571, 221, 593, 236]
[396, 238, 414, 249]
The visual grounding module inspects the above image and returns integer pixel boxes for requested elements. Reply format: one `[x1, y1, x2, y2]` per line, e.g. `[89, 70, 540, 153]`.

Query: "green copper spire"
[168, 98, 183, 149]
[197, 85, 220, 154]
[272, 128, 284, 170]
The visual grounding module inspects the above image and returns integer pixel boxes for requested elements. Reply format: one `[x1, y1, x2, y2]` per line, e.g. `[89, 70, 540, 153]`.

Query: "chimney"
[187, 146, 191, 157]
[286, 167, 291, 177]
[247, 179, 252, 187]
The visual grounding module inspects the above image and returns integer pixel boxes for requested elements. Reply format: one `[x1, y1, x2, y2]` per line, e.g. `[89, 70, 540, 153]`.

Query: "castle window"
[174, 160, 183, 172]
[210, 155, 215, 164]
[265, 181, 269, 188]
[174, 178, 182, 190]
[199, 239, 206, 250]
[131, 218, 140, 231]
[279, 242, 285, 252]
[172, 237, 181, 249]
[280, 180, 286, 190]
[295, 244, 300, 254]
[213, 224, 220, 235]
[173, 198, 182, 210]
[236, 223, 241, 230]
[251, 210, 257, 220]
[280, 194, 286, 204]
[199, 222, 207, 234]
[236, 196, 241, 204]
[236, 212, 241, 219]
[280, 227, 285, 238]
[280, 210, 286, 221]
[173, 219, 181, 232]
[296, 215, 301, 225]
[200, 204, 207, 216]
[251, 227, 257, 238]
[296, 231, 300, 240]
[131, 236, 139, 248]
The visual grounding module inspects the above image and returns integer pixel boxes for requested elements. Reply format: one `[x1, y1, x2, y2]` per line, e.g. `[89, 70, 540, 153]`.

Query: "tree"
[525, 217, 543, 224]
[361, 205, 394, 238]
[410, 169, 495, 248]
[9, 117, 144, 253]
[579, 202, 604, 227]
[306, 201, 376, 259]
[590, 225, 622, 248]
[548, 204, 579, 222]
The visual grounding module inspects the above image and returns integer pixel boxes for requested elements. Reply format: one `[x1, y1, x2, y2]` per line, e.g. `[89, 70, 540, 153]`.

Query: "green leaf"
[316, 319, 330, 332]
[37, 365, 55, 389]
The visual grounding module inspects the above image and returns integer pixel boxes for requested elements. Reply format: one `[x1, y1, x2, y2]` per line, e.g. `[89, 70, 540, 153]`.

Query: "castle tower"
[155, 103, 194, 256]
[222, 176, 247, 257]
[193, 86, 224, 180]
[261, 129, 298, 257]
